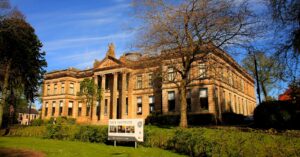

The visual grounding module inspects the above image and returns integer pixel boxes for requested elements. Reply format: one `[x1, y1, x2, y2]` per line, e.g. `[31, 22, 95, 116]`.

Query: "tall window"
[148, 73, 153, 87]
[47, 85, 50, 95]
[68, 101, 73, 116]
[228, 93, 232, 112]
[125, 97, 128, 115]
[234, 95, 237, 113]
[52, 101, 56, 116]
[137, 97, 142, 115]
[96, 101, 100, 120]
[237, 97, 240, 114]
[104, 99, 108, 115]
[222, 90, 226, 112]
[149, 96, 155, 113]
[168, 67, 175, 81]
[199, 63, 206, 78]
[54, 84, 57, 94]
[168, 91, 175, 111]
[199, 88, 208, 110]
[61, 83, 65, 94]
[86, 103, 90, 116]
[70, 83, 74, 94]
[59, 101, 63, 116]
[136, 75, 142, 89]
[187, 90, 192, 112]
[45, 102, 48, 116]
[78, 102, 82, 117]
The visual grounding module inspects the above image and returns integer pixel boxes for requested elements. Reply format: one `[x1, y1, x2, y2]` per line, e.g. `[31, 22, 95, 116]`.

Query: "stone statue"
[106, 43, 115, 58]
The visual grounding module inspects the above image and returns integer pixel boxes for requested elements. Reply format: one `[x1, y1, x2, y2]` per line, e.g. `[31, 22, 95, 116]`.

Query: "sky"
[9, 0, 291, 108]
[11, 0, 137, 71]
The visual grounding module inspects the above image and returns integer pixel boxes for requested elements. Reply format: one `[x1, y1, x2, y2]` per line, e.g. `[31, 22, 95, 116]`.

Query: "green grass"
[0, 137, 186, 157]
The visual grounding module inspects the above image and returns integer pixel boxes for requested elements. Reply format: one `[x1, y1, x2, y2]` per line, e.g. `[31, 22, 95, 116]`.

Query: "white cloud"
[44, 31, 136, 51]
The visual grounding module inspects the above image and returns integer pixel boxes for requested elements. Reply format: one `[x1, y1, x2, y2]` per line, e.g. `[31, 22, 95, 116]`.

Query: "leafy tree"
[242, 52, 283, 101]
[77, 78, 102, 120]
[0, 16, 47, 127]
[133, 0, 258, 127]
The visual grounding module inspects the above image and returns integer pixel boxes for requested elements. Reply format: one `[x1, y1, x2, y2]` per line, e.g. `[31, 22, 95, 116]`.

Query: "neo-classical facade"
[42, 44, 256, 124]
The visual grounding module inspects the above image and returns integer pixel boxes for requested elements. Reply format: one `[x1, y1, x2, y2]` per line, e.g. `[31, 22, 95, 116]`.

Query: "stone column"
[41, 101, 46, 119]
[48, 102, 53, 118]
[92, 76, 98, 122]
[55, 101, 60, 117]
[121, 72, 127, 118]
[64, 99, 69, 116]
[73, 101, 78, 118]
[127, 73, 134, 118]
[100, 74, 106, 120]
[112, 72, 118, 119]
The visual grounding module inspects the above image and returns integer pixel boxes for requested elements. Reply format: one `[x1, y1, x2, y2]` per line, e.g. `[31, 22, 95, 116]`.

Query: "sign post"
[108, 119, 144, 148]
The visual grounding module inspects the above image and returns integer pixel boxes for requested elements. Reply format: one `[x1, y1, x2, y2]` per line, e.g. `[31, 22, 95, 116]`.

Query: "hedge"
[3, 125, 300, 157]
[145, 113, 216, 126]
[254, 100, 300, 129]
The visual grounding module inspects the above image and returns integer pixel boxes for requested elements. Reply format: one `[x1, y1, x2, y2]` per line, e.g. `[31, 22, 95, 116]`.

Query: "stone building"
[42, 44, 256, 124]
[18, 108, 40, 125]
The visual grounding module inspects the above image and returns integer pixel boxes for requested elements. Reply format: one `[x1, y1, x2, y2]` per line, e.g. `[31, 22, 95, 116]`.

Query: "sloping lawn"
[0, 137, 185, 157]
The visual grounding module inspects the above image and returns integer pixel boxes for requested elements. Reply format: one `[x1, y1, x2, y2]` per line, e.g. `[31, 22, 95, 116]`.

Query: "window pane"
[168, 91, 175, 100]
[137, 97, 142, 103]
[199, 89, 207, 98]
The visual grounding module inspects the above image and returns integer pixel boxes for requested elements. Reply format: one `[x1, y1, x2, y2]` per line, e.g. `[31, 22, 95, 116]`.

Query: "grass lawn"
[0, 137, 185, 157]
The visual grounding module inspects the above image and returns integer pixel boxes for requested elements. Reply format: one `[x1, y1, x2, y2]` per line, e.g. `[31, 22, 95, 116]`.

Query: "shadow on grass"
[0, 148, 45, 157]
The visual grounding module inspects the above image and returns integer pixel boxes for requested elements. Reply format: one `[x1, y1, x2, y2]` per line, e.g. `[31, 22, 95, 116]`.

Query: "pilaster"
[112, 72, 118, 119]
[100, 75, 106, 120]
[121, 72, 127, 118]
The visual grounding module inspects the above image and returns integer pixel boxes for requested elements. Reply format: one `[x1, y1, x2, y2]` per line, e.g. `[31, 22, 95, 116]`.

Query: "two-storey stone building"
[42, 44, 256, 124]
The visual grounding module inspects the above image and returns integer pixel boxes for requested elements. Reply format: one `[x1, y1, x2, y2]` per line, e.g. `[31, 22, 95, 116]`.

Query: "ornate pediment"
[93, 56, 123, 69]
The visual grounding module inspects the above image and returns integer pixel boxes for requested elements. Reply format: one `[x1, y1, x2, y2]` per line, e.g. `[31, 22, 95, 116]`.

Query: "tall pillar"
[73, 101, 78, 118]
[92, 76, 98, 122]
[48, 102, 53, 118]
[127, 73, 134, 118]
[100, 74, 106, 120]
[41, 101, 46, 119]
[55, 101, 60, 117]
[121, 72, 127, 118]
[112, 72, 118, 119]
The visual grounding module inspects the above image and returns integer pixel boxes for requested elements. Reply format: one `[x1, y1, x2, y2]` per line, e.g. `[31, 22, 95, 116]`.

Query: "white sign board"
[108, 119, 144, 142]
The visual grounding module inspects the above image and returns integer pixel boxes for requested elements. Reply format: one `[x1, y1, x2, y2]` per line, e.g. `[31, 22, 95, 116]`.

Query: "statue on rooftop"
[106, 43, 115, 58]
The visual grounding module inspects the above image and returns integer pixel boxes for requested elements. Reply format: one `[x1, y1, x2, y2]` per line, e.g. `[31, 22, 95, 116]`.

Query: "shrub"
[254, 101, 297, 129]
[222, 112, 246, 125]
[44, 124, 76, 140]
[145, 113, 215, 126]
[31, 119, 43, 126]
[143, 126, 174, 148]
[73, 125, 108, 143]
[170, 128, 214, 157]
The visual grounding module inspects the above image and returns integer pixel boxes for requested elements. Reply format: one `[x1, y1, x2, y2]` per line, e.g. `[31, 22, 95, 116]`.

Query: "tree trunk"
[260, 81, 269, 101]
[179, 80, 188, 128]
[0, 61, 11, 127]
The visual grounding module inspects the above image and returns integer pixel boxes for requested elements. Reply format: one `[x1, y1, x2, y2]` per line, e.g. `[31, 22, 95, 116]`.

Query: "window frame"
[168, 91, 176, 112]
[137, 97, 143, 115]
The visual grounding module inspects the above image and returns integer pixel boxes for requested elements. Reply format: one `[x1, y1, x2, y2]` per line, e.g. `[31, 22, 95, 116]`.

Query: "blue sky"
[11, 0, 137, 71]
[9, 0, 291, 108]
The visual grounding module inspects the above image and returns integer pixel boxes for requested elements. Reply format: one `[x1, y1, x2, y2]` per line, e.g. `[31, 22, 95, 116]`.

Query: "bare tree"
[133, 0, 258, 127]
